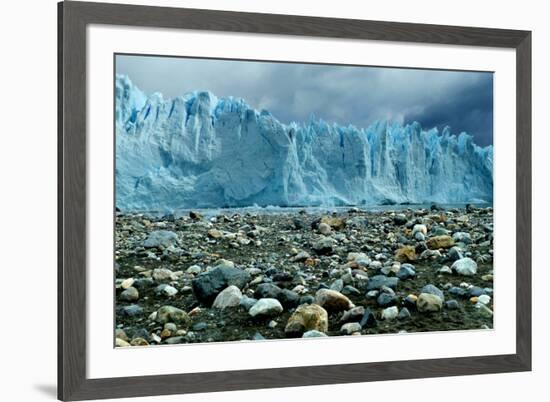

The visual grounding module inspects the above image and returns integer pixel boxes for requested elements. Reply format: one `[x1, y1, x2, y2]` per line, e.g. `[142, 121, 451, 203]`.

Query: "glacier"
[115, 74, 493, 212]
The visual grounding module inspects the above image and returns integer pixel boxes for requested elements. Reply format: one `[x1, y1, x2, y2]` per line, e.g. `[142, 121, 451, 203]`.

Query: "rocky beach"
[114, 204, 494, 347]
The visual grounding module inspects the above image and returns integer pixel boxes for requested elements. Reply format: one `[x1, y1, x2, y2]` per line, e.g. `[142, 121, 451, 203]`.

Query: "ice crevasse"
[115, 74, 493, 211]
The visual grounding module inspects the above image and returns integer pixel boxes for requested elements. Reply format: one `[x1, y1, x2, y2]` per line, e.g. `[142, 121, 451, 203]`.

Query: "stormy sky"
[116, 54, 493, 147]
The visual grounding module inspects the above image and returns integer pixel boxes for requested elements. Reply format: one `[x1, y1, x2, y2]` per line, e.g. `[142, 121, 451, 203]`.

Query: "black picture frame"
[58, 1, 532, 400]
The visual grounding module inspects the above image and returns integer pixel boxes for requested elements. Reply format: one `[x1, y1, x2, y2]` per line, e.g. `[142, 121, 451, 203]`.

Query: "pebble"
[377, 292, 398, 307]
[314, 289, 354, 312]
[249, 298, 283, 318]
[120, 304, 143, 317]
[396, 264, 416, 280]
[398, 307, 411, 320]
[340, 322, 362, 335]
[426, 235, 455, 249]
[445, 300, 460, 310]
[366, 275, 399, 291]
[115, 338, 131, 347]
[119, 286, 139, 302]
[212, 285, 243, 309]
[417, 293, 443, 313]
[360, 308, 377, 328]
[318, 222, 332, 235]
[451, 257, 478, 276]
[156, 306, 190, 325]
[285, 304, 329, 337]
[381, 306, 399, 320]
[143, 230, 178, 248]
[155, 284, 178, 297]
[421, 284, 445, 302]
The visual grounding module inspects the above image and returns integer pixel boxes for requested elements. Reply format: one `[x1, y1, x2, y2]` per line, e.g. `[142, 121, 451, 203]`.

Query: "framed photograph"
[58, 1, 531, 400]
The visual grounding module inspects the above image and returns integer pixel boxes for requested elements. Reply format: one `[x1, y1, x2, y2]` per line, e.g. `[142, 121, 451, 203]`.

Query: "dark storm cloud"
[116, 55, 493, 146]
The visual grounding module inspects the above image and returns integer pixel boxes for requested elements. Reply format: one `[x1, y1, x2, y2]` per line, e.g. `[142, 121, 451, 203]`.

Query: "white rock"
[212, 285, 243, 309]
[451, 257, 478, 276]
[381, 306, 399, 320]
[340, 322, 362, 335]
[249, 298, 283, 317]
[477, 294, 491, 305]
[412, 224, 428, 236]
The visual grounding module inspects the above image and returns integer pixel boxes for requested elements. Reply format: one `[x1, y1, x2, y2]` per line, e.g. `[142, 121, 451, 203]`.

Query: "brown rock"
[395, 246, 417, 262]
[314, 289, 354, 312]
[426, 235, 455, 249]
[285, 304, 329, 337]
[320, 216, 346, 230]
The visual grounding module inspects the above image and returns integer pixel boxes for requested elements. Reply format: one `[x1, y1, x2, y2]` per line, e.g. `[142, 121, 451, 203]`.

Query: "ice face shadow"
[33, 384, 57, 398]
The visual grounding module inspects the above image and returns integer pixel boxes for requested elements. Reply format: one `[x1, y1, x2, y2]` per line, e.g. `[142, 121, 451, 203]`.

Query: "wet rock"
[255, 283, 282, 299]
[421, 284, 445, 302]
[451, 257, 478, 276]
[239, 295, 257, 311]
[341, 285, 361, 297]
[398, 307, 411, 320]
[426, 235, 454, 249]
[340, 306, 366, 323]
[192, 266, 251, 305]
[212, 285, 243, 309]
[403, 294, 418, 310]
[156, 306, 190, 325]
[396, 264, 416, 280]
[249, 298, 284, 318]
[285, 304, 329, 337]
[312, 237, 335, 255]
[448, 286, 469, 298]
[119, 304, 143, 317]
[143, 230, 178, 248]
[272, 271, 293, 282]
[445, 300, 460, 310]
[448, 246, 464, 261]
[277, 289, 300, 309]
[469, 286, 485, 297]
[377, 292, 398, 307]
[395, 246, 417, 262]
[119, 286, 139, 302]
[330, 279, 344, 292]
[417, 293, 443, 313]
[393, 214, 408, 225]
[360, 308, 377, 328]
[314, 289, 354, 312]
[366, 275, 399, 291]
[340, 322, 362, 335]
[381, 306, 399, 320]
[299, 295, 315, 305]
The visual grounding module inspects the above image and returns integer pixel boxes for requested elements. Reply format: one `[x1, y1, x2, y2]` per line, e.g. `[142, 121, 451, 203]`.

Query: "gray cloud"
[116, 54, 493, 146]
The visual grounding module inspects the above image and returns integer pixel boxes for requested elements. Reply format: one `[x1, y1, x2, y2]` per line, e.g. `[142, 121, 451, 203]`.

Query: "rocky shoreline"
[114, 205, 494, 347]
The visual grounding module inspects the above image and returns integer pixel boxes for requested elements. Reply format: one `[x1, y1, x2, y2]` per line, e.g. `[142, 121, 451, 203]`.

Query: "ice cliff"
[115, 74, 493, 211]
